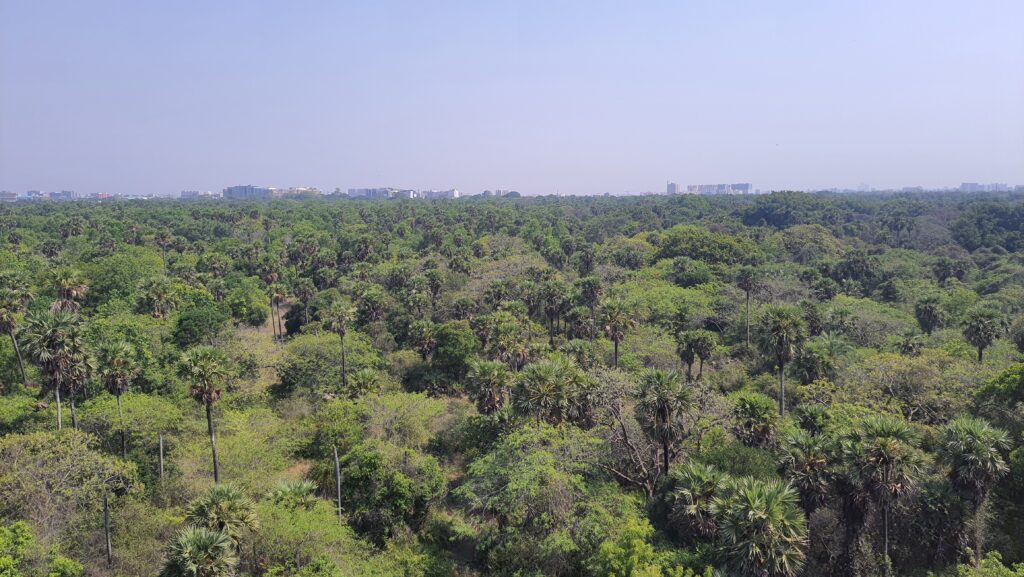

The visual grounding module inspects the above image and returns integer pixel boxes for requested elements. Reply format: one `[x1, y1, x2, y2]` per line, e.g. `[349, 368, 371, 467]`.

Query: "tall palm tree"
[323, 301, 356, 391]
[779, 430, 835, 514]
[599, 298, 634, 368]
[669, 462, 727, 538]
[21, 309, 86, 430]
[513, 354, 583, 425]
[290, 277, 316, 327]
[686, 329, 717, 380]
[186, 485, 259, 545]
[0, 287, 30, 388]
[711, 477, 808, 577]
[159, 526, 237, 577]
[467, 358, 511, 414]
[963, 308, 1004, 364]
[755, 306, 807, 416]
[636, 369, 692, 475]
[269, 282, 288, 342]
[914, 295, 945, 336]
[736, 266, 760, 347]
[138, 277, 178, 319]
[845, 416, 922, 575]
[179, 347, 229, 483]
[937, 417, 1010, 563]
[99, 341, 140, 459]
[51, 269, 88, 312]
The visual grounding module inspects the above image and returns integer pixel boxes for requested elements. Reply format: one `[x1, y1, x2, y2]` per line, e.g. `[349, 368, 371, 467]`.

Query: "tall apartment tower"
[666, 181, 680, 195]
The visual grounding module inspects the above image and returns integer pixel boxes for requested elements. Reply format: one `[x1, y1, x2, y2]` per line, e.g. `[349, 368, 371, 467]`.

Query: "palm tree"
[179, 347, 230, 483]
[186, 485, 259, 545]
[636, 369, 692, 475]
[937, 417, 1010, 563]
[736, 266, 761, 347]
[347, 368, 381, 398]
[914, 295, 945, 336]
[138, 277, 178, 319]
[675, 332, 697, 381]
[268, 480, 318, 510]
[159, 526, 237, 577]
[711, 477, 807, 577]
[755, 306, 807, 416]
[845, 416, 922, 575]
[599, 298, 634, 368]
[0, 287, 30, 388]
[686, 330, 717, 380]
[21, 309, 87, 430]
[408, 320, 437, 361]
[963, 308, 1004, 364]
[269, 282, 288, 342]
[99, 341, 140, 459]
[669, 462, 727, 538]
[779, 430, 834, 514]
[513, 355, 579, 425]
[466, 358, 511, 414]
[291, 277, 316, 327]
[51, 269, 88, 312]
[323, 301, 356, 391]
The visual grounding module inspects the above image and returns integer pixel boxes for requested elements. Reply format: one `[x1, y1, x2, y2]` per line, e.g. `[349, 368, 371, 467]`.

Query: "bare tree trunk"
[662, 439, 670, 475]
[117, 394, 126, 459]
[104, 493, 113, 566]
[9, 332, 28, 388]
[613, 340, 619, 368]
[341, 335, 348, 390]
[778, 365, 786, 417]
[206, 401, 220, 483]
[54, 385, 63, 430]
[884, 505, 891, 577]
[269, 297, 278, 341]
[70, 394, 78, 430]
[333, 445, 343, 521]
[745, 292, 751, 347]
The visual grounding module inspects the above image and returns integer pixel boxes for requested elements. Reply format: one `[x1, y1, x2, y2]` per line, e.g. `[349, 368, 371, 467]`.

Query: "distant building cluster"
[0, 190, 144, 201]
[347, 187, 461, 200]
[960, 183, 1014, 193]
[216, 185, 323, 200]
[685, 183, 753, 195]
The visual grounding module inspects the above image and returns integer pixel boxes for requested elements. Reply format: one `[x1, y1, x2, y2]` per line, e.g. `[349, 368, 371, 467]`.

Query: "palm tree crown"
[712, 477, 808, 577]
[159, 526, 237, 577]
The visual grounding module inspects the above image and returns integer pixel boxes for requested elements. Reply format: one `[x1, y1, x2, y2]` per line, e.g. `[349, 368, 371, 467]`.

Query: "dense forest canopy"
[2, 191, 1024, 577]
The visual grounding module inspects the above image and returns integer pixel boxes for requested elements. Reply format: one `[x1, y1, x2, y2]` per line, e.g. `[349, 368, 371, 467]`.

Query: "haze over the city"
[2, 0, 1022, 197]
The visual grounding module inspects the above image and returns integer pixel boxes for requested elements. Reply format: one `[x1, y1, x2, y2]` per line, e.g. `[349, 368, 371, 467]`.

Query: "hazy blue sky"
[2, 1, 1022, 196]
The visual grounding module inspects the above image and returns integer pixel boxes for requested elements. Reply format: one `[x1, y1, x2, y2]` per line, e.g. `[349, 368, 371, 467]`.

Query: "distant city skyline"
[2, 1, 1022, 196]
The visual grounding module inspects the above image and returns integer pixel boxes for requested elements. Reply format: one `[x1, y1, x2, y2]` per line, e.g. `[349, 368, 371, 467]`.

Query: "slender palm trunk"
[270, 297, 278, 341]
[699, 357, 705, 380]
[778, 364, 786, 416]
[206, 400, 220, 483]
[70, 394, 78, 430]
[333, 445, 343, 521]
[104, 493, 113, 566]
[662, 438, 670, 475]
[883, 505, 891, 577]
[977, 347, 984, 364]
[745, 292, 751, 347]
[117, 393, 126, 459]
[9, 332, 28, 388]
[54, 384, 63, 430]
[613, 339, 619, 368]
[340, 334, 348, 390]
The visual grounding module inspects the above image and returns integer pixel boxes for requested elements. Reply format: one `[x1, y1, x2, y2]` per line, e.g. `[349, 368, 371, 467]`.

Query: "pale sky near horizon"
[1, 1, 1022, 196]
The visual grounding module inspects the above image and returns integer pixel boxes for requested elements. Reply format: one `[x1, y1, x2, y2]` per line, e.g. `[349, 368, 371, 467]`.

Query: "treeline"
[1, 191, 1024, 577]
